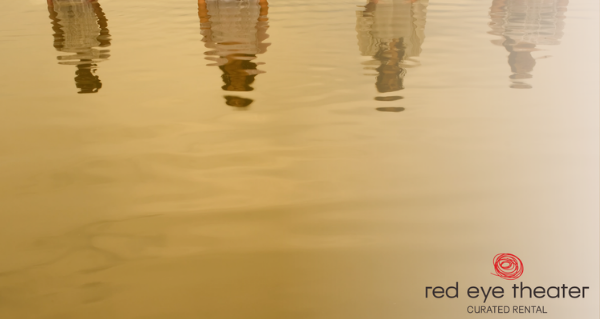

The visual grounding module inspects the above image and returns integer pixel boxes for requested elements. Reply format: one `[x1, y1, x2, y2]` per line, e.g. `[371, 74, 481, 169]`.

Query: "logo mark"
[491, 253, 523, 280]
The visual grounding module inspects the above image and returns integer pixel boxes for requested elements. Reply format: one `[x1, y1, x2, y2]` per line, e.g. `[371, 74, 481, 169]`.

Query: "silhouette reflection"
[356, 0, 428, 109]
[489, 0, 568, 89]
[198, 0, 270, 109]
[48, 0, 111, 94]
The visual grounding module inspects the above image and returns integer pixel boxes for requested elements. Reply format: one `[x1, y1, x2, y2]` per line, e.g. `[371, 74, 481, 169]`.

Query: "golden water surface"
[0, 0, 599, 318]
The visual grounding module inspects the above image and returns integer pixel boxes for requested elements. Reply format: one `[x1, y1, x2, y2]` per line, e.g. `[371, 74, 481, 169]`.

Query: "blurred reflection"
[198, 0, 270, 108]
[489, 0, 568, 89]
[48, 0, 111, 94]
[376, 107, 405, 112]
[356, 0, 428, 107]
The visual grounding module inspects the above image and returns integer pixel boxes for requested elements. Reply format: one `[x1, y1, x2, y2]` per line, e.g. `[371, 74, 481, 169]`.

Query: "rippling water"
[0, 0, 598, 318]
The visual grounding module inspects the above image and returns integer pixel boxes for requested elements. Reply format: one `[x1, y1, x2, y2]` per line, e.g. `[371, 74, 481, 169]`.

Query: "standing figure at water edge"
[489, 0, 568, 89]
[47, 0, 111, 94]
[356, 0, 428, 111]
[198, 0, 270, 108]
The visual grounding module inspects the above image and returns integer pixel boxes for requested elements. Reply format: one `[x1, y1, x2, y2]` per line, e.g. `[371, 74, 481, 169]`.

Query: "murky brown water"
[0, 0, 599, 318]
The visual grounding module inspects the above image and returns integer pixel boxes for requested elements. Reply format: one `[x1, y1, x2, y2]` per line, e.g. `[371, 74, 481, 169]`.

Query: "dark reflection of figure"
[48, 0, 111, 94]
[198, 0, 270, 109]
[489, 0, 568, 89]
[356, 0, 428, 109]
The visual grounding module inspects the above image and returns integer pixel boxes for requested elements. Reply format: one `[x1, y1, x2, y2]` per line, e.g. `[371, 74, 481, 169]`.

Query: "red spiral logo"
[491, 253, 523, 280]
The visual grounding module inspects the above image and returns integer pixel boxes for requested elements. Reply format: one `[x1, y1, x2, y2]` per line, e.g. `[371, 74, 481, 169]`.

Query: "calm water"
[0, 0, 599, 318]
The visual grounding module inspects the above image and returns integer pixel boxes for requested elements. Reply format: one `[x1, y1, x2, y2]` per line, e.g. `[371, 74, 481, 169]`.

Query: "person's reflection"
[198, 0, 270, 109]
[356, 0, 428, 108]
[489, 0, 568, 89]
[48, 0, 111, 94]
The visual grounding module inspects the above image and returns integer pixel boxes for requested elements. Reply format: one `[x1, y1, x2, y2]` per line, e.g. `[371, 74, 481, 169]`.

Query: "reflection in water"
[48, 0, 111, 94]
[198, 0, 270, 108]
[356, 0, 428, 108]
[489, 0, 568, 89]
